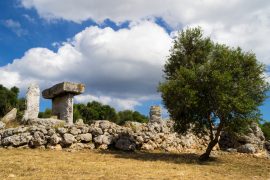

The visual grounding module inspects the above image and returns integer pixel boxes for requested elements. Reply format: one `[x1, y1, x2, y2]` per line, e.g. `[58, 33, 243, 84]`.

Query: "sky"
[0, 0, 270, 120]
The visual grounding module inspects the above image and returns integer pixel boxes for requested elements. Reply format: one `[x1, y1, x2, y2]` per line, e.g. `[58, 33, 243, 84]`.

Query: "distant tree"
[158, 27, 269, 160]
[0, 85, 25, 118]
[118, 110, 148, 125]
[73, 101, 118, 124]
[38, 108, 52, 118]
[261, 121, 270, 140]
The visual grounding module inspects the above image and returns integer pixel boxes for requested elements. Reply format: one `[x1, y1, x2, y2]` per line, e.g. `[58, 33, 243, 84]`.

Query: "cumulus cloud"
[0, 21, 172, 110]
[19, 0, 270, 64]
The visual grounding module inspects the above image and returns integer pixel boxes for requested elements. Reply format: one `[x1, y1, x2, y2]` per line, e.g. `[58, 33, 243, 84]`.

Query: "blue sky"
[0, 0, 270, 120]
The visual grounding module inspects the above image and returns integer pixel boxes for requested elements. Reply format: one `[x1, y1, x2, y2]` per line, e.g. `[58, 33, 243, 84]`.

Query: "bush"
[261, 122, 270, 140]
[118, 110, 148, 125]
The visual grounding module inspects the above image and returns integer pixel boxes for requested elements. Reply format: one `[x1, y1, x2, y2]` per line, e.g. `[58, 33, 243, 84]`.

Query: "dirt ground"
[0, 149, 269, 180]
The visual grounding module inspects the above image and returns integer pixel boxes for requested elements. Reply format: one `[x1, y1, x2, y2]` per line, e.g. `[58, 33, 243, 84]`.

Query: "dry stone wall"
[0, 120, 213, 152]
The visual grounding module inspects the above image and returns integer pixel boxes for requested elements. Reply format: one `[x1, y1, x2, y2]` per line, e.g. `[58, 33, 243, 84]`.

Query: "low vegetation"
[0, 149, 269, 179]
[261, 121, 270, 140]
[39, 101, 148, 125]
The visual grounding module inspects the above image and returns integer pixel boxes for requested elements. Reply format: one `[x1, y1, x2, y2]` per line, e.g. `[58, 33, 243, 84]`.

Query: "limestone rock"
[42, 82, 85, 99]
[50, 134, 61, 145]
[69, 127, 81, 135]
[0, 121, 5, 129]
[30, 131, 46, 147]
[149, 106, 162, 123]
[2, 133, 32, 146]
[237, 144, 256, 154]
[75, 119, 84, 126]
[93, 135, 112, 145]
[79, 133, 92, 142]
[26, 118, 65, 127]
[62, 133, 76, 146]
[1, 108, 17, 123]
[219, 122, 265, 153]
[23, 84, 40, 121]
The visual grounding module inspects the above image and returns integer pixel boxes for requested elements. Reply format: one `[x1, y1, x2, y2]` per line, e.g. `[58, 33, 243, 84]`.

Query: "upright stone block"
[149, 106, 162, 123]
[42, 82, 85, 124]
[23, 83, 40, 120]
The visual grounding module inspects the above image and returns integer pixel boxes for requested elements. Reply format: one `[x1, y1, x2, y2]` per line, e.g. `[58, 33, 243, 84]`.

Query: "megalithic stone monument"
[23, 83, 40, 121]
[42, 82, 85, 124]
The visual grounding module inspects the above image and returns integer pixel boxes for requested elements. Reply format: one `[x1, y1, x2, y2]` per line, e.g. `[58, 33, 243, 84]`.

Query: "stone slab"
[42, 82, 85, 99]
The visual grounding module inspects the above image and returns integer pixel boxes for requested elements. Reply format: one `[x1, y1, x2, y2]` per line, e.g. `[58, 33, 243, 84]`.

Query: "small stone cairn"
[149, 106, 162, 123]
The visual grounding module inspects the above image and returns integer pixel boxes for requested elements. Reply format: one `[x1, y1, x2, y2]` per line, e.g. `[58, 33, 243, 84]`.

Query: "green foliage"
[158, 27, 269, 159]
[38, 108, 52, 118]
[73, 101, 148, 125]
[261, 121, 270, 140]
[0, 84, 25, 119]
[73, 101, 118, 124]
[118, 110, 148, 125]
[159, 27, 268, 134]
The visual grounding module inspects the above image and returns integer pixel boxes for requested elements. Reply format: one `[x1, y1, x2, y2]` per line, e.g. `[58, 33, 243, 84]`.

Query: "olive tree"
[158, 27, 268, 160]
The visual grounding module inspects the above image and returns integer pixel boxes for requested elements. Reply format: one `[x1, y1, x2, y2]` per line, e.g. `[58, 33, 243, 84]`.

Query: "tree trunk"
[199, 120, 224, 161]
[199, 139, 218, 161]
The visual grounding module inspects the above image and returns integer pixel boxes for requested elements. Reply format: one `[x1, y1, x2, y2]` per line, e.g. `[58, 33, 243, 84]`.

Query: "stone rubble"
[219, 122, 266, 154]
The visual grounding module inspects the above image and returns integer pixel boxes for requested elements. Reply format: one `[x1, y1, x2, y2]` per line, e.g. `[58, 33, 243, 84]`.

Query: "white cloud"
[19, 0, 270, 65]
[3, 19, 27, 36]
[75, 94, 141, 110]
[0, 21, 172, 110]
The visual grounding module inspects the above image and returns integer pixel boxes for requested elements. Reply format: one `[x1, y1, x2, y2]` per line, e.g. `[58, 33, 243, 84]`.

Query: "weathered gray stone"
[237, 144, 256, 153]
[75, 119, 84, 126]
[30, 131, 46, 147]
[149, 106, 162, 123]
[26, 118, 65, 127]
[42, 82, 85, 124]
[0, 122, 5, 129]
[62, 133, 76, 146]
[115, 137, 136, 151]
[69, 127, 81, 135]
[93, 135, 113, 145]
[23, 84, 40, 120]
[57, 127, 68, 135]
[2, 133, 31, 146]
[42, 82, 85, 99]
[1, 108, 17, 123]
[50, 134, 61, 145]
[79, 133, 92, 142]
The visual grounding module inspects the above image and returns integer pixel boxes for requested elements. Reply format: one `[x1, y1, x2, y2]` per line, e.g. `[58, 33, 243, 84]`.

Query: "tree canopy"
[73, 101, 148, 125]
[158, 27, 269, 160]
[0, 85, 25, 119]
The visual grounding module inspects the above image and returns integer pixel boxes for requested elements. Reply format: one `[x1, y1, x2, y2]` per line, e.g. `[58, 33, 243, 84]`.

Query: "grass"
[0, 149, 269, 180]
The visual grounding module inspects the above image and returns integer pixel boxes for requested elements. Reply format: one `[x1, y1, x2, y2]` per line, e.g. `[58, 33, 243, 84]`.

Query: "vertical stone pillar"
[23, 83, 40, 120]
[149, 106, 162, 123]
[52, 94, 74, 124]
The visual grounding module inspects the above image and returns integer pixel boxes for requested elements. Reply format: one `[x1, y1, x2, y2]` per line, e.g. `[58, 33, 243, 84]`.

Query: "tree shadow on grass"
[99, 150, 221, 165]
